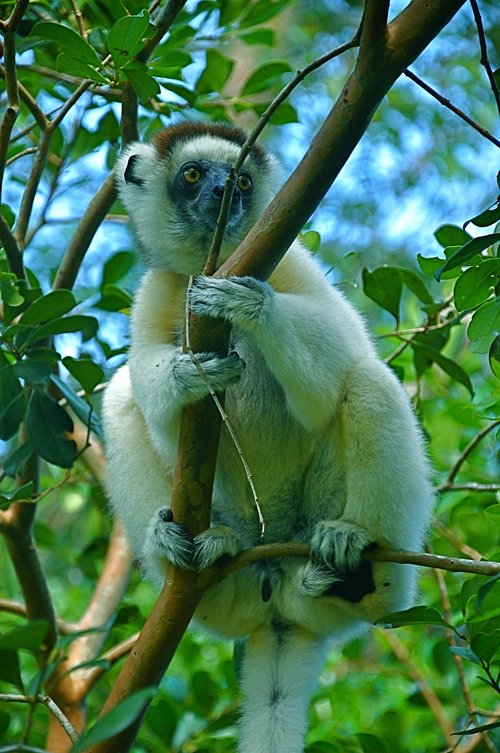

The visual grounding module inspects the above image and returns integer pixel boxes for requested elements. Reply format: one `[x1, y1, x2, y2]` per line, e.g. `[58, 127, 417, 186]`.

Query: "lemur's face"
[116, 125, 280, 275]
[171, 159, 254, 241]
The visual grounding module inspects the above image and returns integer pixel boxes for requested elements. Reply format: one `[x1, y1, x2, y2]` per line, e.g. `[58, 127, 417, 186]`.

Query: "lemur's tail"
[238, 624, 328, 753]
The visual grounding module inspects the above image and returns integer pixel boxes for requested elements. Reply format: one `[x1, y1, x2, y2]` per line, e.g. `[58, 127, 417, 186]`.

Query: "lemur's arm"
[188, 271, 371, 432]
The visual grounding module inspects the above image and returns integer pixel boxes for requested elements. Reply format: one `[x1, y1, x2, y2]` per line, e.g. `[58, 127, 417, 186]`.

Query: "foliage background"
[0, 1, 499, 752]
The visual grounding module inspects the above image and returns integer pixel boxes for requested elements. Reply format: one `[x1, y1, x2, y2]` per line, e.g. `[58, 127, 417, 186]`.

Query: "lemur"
[102, 122, 433, 753]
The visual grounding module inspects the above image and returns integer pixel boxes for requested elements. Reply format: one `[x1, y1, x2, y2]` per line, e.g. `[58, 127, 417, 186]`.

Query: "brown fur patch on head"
[151, 122, 267, 167]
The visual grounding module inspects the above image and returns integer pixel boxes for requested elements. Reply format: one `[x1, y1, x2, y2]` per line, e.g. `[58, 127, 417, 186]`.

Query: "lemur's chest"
[213, 330, 346, 541]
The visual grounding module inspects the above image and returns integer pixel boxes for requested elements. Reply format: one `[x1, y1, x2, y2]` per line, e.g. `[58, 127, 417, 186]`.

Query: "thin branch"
[439, 482, 500, 493]
[445, 419, 500, 485]
[214, 543, 500, 584]
[205, 32, 362, 271]
[5, 147, 38, 166]
[0, 598, 75, 632]
[69, 0, 87, 40]
[0, 441, 58, 654]
[13, 130, 52, 249]
[0, 213, 24, 277]
[137, 0, 190, 63]
[469, 0, 500, 114]
[404, 68, 500, 148]
[0, 695, 78, 743]
[433, 519, 483, 561]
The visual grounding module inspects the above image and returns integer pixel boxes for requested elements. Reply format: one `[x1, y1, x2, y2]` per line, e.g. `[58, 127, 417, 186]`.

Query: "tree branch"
[445, 419, 500, 486]
[469, 0, 500, 114]
[404, 68, 500, 148]
[212, 543, 500, 583]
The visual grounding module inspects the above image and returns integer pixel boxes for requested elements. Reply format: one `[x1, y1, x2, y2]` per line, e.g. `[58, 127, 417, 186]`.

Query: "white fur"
[103, 127, 434, 753]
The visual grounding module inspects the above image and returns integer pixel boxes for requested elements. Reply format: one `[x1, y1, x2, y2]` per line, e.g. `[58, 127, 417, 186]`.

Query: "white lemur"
[103, 122, 433, 753]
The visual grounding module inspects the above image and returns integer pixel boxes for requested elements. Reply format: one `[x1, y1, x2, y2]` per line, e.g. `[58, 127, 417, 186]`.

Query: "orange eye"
[183, 167, 202, 183]
[237, 173, 253, 192]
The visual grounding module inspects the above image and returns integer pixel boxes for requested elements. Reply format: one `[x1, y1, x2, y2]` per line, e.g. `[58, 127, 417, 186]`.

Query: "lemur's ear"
[124, 154, 144, 187]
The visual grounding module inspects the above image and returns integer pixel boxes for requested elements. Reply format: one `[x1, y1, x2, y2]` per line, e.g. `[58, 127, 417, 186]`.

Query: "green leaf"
[26, 389, 76, 468]
[62, 356, 104, 394]
[196, 49, 234, 94]
[469, 201, 500, 228]
[410, 340, 474, 396]
[107, 10, 151, 69]
[485, 504, 500, 524]
[50, 374, 103, 439]
[0, 351, 26, 440]
[13, 358, 53, 384]
[239, 0, 291, 27]
[467, 297, 500, 352]
[241, 60, 292, 96]
[301, 231, 321, 253]
[357, 733, 390, 753]
[25, 315, 99, 345]
[70, 687, 157, 753]
[471, 630, 500, 663]
[0, 620, 49, 652]
[362, 267, 402, 322]
[0, 271, 24, 307]
[453, 259, 500, 311]
[489, 336, 500, 378]
[449, 646, 481, 665]
[123, 68, 160, 102]
[20, 290, 77, 325]
[455, 721, 500, 735]
[0, 481, 34, 508]
[396, 266, 434, 304]
[96, 284, 133, 312]
[0, 650, 24, 691]
[153, 47, 192, 69]
[240, 28, 275, 46]
[377, 606, 453, 629]
[417, 253, 459, 280]
[2, 442, 33, 478]
[30, 22, 103, 68]
[57, 53, 109, 84]
[435, 233, 500, 280]
[434, 224, 472, 248]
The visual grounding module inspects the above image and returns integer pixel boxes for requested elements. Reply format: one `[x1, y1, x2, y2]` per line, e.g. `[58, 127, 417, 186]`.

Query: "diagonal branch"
[404, 68, 500, 147]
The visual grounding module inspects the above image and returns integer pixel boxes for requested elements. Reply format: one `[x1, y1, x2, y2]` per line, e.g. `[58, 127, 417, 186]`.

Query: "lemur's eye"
[237, 173, 253, 193]
[183, 166, 202, 183]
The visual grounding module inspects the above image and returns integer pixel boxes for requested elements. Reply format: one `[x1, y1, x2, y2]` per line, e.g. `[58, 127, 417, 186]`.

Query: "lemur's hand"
[189, 276, 271, 327]
[172, 350, 244, 398]
[148, 510, 242, 571]
[300, 520, 376, 603]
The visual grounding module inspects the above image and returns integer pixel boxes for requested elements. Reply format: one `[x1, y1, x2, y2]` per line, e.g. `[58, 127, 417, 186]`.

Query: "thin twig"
[445, 419, 500, 485]
[404, 68, 500, 148]
[205, 31, 361, 271]
[5, 147, 38, 165]
[214, 543, 500, 585]
[69, 0, 87, 40]
[433, 519, 483, 561]
[184, 278, 265, 536]
[0, 694, 78, 743]
[439, 482, 500, 493]
[469, 0, 500, 114]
